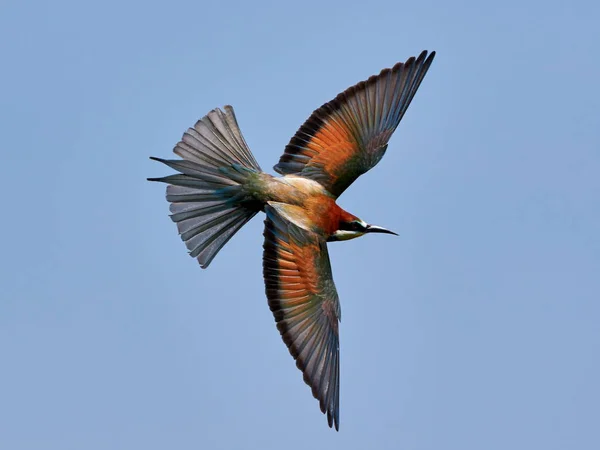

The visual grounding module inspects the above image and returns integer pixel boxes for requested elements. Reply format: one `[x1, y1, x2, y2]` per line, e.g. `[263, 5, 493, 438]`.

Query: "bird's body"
[243, 172, 354, 236]
[149, 51, 435, 430]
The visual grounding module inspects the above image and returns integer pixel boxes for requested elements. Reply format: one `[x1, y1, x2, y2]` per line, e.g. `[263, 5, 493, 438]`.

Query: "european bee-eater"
[149, 51, 435, 430]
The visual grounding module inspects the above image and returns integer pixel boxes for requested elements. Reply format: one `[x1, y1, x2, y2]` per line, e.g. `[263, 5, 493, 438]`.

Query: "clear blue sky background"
[1, 1, 599, 449]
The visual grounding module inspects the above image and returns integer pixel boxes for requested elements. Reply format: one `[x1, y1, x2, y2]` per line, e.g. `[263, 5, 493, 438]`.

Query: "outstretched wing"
[274, 50, 435, 198]
[263, 205, 341, 430]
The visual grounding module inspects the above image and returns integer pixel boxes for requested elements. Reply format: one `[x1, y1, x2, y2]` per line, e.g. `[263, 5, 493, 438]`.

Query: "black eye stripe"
[340, 221, 363, 231]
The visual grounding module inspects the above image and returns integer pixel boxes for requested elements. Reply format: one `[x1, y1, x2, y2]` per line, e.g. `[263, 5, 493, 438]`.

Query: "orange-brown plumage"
[300, 193, 353, 236]
[149, 51, 436, 431]
[301, 121, 358, 188]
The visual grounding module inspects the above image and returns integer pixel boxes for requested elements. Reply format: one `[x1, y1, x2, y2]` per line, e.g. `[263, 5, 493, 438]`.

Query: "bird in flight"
[149, 50, 435, 430]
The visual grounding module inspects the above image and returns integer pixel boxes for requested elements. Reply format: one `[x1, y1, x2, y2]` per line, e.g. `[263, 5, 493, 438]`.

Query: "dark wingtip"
[413, 50, 436, 68]
[327, 409, 340, 431]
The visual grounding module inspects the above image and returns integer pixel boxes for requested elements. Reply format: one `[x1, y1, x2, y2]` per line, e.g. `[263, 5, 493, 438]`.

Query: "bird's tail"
[149, 106, 262, 268]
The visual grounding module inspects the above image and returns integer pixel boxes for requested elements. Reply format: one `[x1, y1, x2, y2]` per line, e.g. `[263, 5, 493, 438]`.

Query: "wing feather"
[274, 51, 435, 197]
[263, 205, 341, 430]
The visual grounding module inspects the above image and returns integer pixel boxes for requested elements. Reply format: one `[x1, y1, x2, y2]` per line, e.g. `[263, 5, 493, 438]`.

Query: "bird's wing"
[274, 51, 435, 198]
[263, 205, 341, 430]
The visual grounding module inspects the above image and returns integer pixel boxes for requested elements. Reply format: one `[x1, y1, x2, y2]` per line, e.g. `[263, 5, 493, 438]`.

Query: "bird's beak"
[365, 224, 398, 236]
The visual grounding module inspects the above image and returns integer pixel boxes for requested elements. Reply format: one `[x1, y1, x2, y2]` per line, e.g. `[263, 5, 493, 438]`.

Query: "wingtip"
[327, 409, 340, 431]
[416, 50, 436, 65]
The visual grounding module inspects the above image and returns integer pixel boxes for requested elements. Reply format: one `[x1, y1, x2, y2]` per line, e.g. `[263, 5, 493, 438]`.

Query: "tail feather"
[149, 106, 261, 268]
[149, 158, 240, 187]
[148, 174, 235, 190]
[183, 209, 254, 261]
[175, 106, 261, 171]
[170, 199, 236, 223]
[165, 185, 239, 203]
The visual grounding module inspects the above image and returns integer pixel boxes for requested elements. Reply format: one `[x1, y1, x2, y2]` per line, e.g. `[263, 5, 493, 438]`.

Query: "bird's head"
[328, 215, 398, 242]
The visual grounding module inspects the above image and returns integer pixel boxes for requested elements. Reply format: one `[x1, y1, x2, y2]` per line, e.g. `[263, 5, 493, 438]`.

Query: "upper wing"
[274, 51, 435, 198]
[263, 205, 341, 430]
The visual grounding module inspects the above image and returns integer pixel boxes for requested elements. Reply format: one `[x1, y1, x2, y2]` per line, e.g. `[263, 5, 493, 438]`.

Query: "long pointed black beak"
[366, 224, 398, 236]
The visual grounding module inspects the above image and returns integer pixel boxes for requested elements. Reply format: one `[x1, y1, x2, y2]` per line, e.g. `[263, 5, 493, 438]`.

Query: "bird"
[148, 50, 436, 431]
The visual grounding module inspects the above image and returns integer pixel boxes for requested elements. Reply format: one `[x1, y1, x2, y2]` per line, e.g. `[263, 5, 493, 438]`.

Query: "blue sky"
[1, 0, 599, 449]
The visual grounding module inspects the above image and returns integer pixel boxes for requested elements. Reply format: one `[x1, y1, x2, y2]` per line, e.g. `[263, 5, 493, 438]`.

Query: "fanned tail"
[149, 106, 262, 268]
